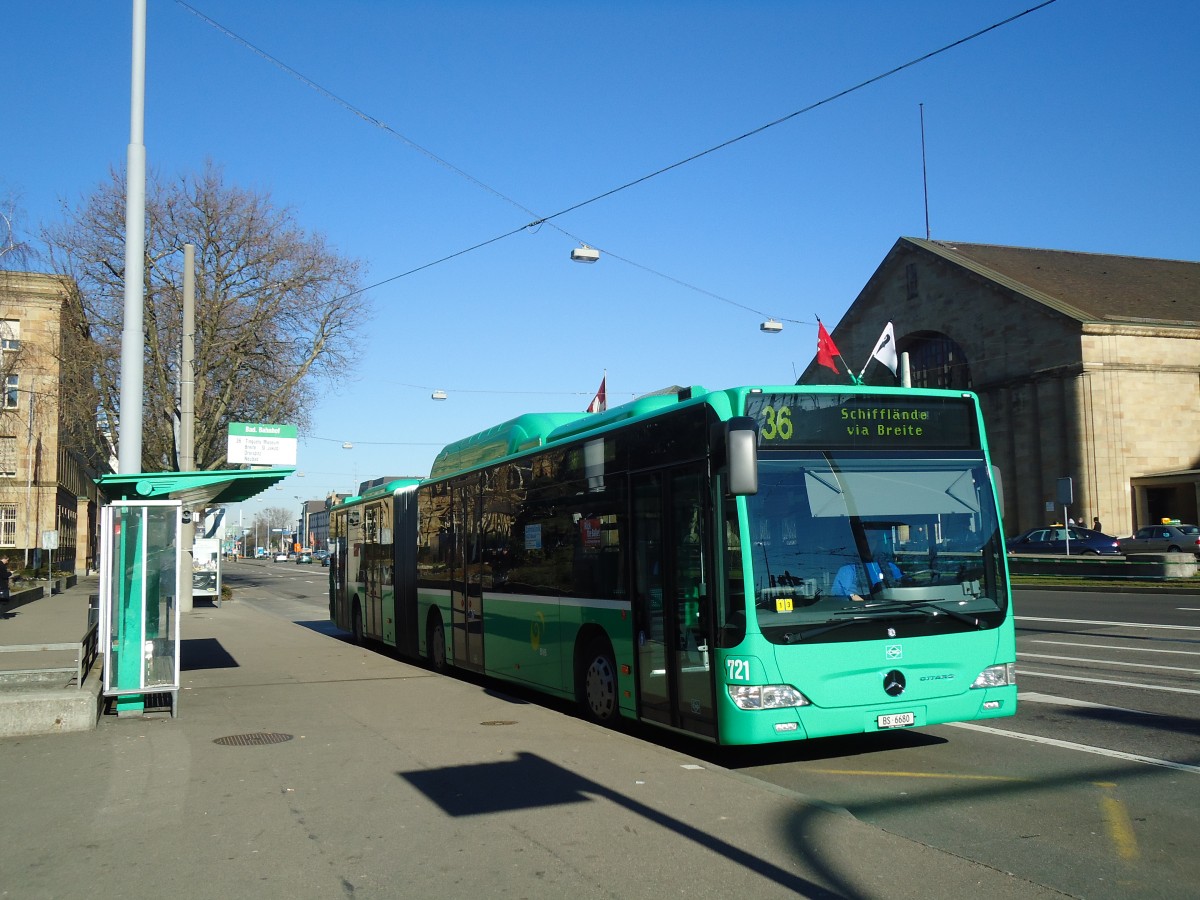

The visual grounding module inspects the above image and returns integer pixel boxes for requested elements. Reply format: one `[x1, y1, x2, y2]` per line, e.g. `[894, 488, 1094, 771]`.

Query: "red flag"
[817, 321, 841, 373]
[586, 375, 607, 413]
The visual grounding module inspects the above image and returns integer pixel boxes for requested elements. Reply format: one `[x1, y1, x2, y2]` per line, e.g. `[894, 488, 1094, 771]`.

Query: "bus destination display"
[745, 393, 978, 450]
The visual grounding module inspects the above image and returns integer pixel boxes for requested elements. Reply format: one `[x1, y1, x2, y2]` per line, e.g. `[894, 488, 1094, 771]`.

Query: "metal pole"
[180, 243, 195, 472]
[118, 0, 147, 474]
[920, 103, 931, 240]
[179, 243, 196, 612]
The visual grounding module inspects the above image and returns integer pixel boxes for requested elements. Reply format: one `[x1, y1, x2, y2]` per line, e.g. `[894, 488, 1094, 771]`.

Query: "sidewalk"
[0, 586, 1067, 900]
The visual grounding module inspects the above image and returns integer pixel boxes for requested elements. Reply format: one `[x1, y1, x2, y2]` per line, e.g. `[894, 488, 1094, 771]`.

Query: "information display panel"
[745, 392, 979, 451]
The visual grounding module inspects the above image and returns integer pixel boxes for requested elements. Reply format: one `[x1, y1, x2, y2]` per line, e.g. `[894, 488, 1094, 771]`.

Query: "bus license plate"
[877, 712, 915, 729]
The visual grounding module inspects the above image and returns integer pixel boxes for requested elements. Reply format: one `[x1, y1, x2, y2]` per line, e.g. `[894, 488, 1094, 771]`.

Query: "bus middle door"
[451, 477, 485, 672]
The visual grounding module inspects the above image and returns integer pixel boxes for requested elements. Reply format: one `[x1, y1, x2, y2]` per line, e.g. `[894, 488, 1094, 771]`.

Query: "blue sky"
[6, 1, 1197, 523]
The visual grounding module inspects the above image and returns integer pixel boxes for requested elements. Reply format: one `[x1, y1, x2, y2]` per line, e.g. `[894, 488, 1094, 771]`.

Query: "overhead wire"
[176, 0, 1060, 326]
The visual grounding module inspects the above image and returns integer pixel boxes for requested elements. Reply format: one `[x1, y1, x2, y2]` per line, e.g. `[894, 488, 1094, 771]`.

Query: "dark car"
[1006, 526, 1121, 555]
[1118, 523, 1200, 557]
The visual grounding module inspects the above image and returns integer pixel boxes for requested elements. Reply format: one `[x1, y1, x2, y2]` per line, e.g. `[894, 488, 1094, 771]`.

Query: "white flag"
[861, 322, 898, 377]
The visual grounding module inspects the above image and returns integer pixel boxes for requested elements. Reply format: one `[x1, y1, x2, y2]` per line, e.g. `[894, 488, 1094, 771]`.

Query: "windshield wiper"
[862, 598, 986, 629]
[782, 599, 989, 643]
[782, 614, 869, 643]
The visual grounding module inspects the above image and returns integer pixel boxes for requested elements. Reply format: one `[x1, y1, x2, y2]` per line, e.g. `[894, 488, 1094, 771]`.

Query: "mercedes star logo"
[883, 669, 906, 697]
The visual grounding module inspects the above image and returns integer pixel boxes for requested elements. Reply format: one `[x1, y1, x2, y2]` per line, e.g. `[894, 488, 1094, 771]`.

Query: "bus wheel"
[427, 614, 447, 673]
[579, 638, 618, 724]
[351, 602, 364, 646]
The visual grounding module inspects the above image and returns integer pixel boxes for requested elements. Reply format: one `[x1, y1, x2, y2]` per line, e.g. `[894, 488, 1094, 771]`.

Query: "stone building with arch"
[802, 237, 1200, 537]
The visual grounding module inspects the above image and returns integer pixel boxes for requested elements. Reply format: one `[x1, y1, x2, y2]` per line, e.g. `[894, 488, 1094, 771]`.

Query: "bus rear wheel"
[351, 601, 364, 646]
[579, 638, 618, 724]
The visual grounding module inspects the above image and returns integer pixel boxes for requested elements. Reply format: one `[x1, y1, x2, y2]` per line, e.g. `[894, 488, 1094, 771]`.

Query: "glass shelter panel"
[99, 501, 182, 698]
[143, 505, 179, 689]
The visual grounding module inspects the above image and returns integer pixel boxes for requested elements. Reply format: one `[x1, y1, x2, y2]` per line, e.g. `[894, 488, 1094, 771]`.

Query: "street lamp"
[342, 440, 357, 495]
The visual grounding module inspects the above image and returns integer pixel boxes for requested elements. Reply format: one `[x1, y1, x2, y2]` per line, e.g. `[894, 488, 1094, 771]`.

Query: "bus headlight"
[727, 684, 811, 710]
[970, 663, 1016, 689]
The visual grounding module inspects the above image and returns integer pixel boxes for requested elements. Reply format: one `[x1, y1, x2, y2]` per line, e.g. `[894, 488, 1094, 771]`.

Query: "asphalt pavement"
[0, 578, 1068, 900]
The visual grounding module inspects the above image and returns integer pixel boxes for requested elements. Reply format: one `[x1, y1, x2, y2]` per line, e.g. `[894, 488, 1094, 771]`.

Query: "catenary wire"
[175, 1, 1059, 326]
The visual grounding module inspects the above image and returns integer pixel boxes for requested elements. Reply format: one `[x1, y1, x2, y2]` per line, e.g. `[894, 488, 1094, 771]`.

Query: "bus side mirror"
[727, 417, 758, 496]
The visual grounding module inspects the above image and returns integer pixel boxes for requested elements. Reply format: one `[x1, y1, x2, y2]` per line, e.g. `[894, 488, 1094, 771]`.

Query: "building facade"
[0, 271, 103, 573]
[804, 238, 1200, 537]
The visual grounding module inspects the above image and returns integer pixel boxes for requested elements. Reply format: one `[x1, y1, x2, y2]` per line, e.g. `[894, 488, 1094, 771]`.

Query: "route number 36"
[759, 405, 793, 441]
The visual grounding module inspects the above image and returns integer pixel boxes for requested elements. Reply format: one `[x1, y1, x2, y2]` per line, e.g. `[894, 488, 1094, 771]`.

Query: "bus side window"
[717, 497, 746, 648]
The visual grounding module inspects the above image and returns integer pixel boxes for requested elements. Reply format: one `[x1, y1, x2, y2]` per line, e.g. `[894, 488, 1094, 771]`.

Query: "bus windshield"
[744, 452, 1007, 644]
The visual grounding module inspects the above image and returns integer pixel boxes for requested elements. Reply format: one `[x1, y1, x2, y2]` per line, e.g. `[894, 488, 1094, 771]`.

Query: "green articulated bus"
[329, 384, 1016, 746]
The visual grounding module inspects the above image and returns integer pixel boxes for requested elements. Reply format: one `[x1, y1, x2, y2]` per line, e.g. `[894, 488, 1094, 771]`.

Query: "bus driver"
[832, 531, 900, 602]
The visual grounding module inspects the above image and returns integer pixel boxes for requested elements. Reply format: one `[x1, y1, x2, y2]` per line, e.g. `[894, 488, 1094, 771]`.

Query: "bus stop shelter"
[95, 467, 294, 717]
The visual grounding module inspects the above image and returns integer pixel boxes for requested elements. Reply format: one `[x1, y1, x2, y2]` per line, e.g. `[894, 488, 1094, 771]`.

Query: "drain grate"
[213, 732, 294, 747]
[480, 720, 518, 727]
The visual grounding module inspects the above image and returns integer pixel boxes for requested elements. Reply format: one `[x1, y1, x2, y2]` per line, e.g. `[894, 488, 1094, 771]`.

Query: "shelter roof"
[96, 467, 295, 507]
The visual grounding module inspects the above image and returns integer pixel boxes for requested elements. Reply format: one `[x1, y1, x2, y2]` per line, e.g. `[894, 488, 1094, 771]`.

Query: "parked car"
[1006, 526, 1121, 555]
[1118, 523, 1200, 557]
[295, 553, 313, 564]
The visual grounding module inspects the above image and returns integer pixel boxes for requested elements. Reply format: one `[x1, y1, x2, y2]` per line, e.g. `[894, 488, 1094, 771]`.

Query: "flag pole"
[816, 316, 861, 385]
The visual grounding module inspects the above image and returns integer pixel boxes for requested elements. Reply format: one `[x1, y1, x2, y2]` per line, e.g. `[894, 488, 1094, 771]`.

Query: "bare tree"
[251, 505, 299, 555]
[43, 161, 368, 472]
[0, 185, 35, 271]
[1, 187, 39, 393]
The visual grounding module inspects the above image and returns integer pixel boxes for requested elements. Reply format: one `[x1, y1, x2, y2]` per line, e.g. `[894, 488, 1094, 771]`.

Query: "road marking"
[1016, 616, 1200, 633]
[1017, 691, 1141, 712]
[1027, 639, 1200, 658]
[1019, 652, 1200, 675]
[1017, 667, 1200, 695]
[802, 769, 1026, 782]
[949, 722, 1200, 774]
[1097, 785, 1140, 861]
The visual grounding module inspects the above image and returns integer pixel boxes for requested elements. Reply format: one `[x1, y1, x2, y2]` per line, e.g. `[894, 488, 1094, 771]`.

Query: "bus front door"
[632, 467, 716, 738]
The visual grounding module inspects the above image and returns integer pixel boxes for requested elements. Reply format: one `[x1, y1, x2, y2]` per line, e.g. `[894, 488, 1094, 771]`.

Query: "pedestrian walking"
[0, 556, 11, 599]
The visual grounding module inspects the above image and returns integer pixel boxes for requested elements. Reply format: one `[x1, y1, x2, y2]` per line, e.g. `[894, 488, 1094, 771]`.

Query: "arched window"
[901, 331, 972, 390]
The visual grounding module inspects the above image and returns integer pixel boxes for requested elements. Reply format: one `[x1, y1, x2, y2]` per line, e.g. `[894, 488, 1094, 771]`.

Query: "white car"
[274, 552, 288, 562]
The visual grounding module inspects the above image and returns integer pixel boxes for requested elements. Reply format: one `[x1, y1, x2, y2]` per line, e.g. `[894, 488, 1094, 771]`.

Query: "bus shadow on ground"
[397, 751, 843, 898]
[294, 619, 349, 638]
[646, 725, 948, 771]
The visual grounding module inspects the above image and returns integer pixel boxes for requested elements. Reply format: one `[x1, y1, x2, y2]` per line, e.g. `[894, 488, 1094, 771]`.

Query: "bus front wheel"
[579, 638, 618, 724]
